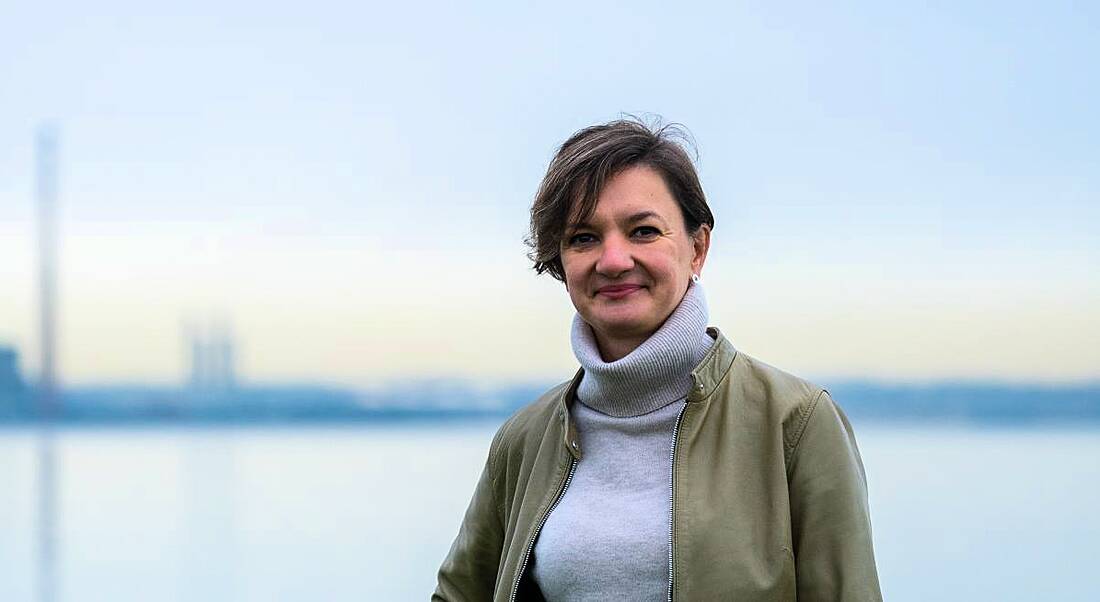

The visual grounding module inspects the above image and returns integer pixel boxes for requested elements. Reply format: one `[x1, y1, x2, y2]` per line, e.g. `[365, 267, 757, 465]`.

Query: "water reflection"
[35, 428, 57, 602]
[182, 431, 238, 599]
[2, 422, 1098, 601]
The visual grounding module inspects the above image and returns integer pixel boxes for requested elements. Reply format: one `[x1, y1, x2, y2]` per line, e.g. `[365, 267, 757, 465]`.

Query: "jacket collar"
[557, 327, 738, 459]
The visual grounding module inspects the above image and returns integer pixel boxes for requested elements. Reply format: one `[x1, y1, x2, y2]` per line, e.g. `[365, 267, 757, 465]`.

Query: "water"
[1, 422, 1097, 601]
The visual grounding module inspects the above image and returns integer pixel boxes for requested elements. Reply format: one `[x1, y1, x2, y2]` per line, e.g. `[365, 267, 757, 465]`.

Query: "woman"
[434, 119, 882, 601]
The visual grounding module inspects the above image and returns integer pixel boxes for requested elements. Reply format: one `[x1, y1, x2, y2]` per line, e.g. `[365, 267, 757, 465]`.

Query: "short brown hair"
[526, 117, 715, 283]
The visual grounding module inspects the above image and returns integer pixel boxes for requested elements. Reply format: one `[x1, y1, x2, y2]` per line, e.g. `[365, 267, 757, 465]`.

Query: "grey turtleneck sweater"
[531, 282, 716, 601]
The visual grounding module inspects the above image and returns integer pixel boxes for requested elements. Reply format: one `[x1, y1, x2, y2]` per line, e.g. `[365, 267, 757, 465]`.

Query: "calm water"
[0, 422, 1097, 601]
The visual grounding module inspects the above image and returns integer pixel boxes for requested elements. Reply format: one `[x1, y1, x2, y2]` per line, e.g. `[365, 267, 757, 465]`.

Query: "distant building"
[184, 317, 237, 406]
[0, 345, 28, 412]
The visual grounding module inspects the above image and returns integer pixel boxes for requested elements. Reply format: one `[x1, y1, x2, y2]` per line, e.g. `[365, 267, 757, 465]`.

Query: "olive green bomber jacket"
[434, 329, 882, 601]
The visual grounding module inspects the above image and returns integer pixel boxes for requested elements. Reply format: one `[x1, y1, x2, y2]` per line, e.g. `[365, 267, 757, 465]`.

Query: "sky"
[0, 0, 1097, 387]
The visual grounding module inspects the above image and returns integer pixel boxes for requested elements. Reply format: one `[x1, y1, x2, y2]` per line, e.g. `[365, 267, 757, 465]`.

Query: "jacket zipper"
[667, 402, 688, 602]
[508, 456, 578, 602]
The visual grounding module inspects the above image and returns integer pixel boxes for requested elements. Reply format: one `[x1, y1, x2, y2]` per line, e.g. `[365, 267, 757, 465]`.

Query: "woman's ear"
[690, 224, 712, 276]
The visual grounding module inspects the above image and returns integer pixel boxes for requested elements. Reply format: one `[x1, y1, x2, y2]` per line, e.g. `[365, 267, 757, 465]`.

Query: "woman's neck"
[592, 332, 647, 363]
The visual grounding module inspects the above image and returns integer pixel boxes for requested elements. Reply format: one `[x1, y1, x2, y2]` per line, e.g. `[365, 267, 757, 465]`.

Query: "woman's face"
[561, 165, 710, 353]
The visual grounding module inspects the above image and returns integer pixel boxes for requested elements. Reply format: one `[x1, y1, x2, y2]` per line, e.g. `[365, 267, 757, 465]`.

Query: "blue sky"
[0, 1, 1096, 386]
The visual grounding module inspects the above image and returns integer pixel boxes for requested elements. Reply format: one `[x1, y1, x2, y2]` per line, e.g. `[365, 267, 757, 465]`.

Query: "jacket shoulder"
[729, 351, 830, 463]
[491, 377, 572, 458]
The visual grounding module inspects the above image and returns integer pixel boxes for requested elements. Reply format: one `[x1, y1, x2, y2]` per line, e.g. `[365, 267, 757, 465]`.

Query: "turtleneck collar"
[571, 281, 716, 418]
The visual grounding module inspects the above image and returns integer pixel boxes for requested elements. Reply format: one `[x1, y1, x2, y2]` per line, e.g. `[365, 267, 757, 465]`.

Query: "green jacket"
[434, 329, 882, 601]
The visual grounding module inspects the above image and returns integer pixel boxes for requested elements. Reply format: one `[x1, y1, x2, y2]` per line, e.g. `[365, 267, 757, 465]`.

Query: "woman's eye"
[633, 226, 660, 238]
[568, 233, 597, 246]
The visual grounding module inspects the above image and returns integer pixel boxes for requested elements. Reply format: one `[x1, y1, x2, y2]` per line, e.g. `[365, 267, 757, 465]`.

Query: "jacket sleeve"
[432, 431, 506, 601]
[787, 390, 883, 602]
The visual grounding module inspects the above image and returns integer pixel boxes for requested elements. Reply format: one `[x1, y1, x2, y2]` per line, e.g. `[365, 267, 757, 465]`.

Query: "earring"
[691, 273, 701, 284]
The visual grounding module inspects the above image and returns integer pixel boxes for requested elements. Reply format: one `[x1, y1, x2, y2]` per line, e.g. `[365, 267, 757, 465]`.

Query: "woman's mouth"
[596, 284, 643, 300]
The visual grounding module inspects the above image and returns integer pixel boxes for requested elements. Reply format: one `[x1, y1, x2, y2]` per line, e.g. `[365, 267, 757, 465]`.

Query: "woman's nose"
[595, 235, 634, 276]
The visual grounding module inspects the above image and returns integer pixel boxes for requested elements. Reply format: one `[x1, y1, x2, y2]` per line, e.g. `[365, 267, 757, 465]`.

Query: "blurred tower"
[185, 315, 237, 404]
[36, 125, 59, 416]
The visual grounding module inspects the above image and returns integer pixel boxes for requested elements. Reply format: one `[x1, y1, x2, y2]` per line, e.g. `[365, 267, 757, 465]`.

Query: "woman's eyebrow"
[623, 211, 665, 225]
[567, 211, 665, 233]
[564, 220, 593, 233]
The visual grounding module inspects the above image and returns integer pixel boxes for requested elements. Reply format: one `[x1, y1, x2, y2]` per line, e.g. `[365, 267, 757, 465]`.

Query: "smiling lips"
[595, 284, 644, 300]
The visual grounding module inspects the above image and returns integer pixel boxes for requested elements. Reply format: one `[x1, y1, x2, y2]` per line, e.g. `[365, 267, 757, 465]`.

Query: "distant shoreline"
[2, 380, 1097, 426]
